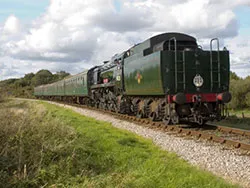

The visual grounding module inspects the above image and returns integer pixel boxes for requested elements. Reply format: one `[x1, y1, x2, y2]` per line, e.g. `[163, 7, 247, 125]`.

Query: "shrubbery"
[0, 70, 70, 98]
[229, 74, 250, 109]
[0, 101, 77, 187]
[0, 95, 5, 103]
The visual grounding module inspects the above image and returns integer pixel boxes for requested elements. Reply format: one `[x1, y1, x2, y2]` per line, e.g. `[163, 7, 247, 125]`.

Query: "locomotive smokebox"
[173, 93, 186, 104]
[217, 92, 232, 103]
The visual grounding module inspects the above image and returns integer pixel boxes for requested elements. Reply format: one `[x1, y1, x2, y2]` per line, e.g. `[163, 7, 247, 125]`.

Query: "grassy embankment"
[216, 109, 250, 130]
[0, 99, 239, 188]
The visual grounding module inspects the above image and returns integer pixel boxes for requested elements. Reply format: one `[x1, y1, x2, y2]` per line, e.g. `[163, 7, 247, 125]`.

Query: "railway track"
[46, 99, 250, 152]
[115, 114, 250, 151]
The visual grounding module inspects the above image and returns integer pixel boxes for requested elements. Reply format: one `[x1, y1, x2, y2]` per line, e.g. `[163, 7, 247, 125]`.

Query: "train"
[34, 32, 232, 125]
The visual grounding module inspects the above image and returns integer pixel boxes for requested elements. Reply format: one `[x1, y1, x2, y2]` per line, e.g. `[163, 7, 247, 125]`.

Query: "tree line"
[229, 71, 250, 109]
[0, 70, 70, 98]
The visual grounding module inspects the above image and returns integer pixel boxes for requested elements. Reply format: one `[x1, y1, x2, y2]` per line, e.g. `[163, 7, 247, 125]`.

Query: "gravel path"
[47, 101, 250, 187]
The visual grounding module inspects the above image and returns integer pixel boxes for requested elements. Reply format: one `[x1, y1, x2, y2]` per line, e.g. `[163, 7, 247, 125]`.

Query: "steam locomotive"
[34, 32, 232, 125]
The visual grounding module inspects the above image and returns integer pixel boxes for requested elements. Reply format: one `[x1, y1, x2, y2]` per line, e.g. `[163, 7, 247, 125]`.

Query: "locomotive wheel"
[163, 116, 172, 125]
[149, 112, 157, 121]
[95, 102, 99, 108]
[171, 115, 179, 125]
[136, 110, 144, 119]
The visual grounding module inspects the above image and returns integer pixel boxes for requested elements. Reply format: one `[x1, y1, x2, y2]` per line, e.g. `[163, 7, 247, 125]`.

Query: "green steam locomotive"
[34, 32, 231, 125]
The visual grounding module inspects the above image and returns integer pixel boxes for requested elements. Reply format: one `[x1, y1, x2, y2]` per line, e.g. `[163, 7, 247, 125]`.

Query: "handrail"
[210, 38, 221, 90]
[168, 37, 178, 92]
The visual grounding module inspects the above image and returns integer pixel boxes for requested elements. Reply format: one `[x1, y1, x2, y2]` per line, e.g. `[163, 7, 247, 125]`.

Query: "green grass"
[211, 109, 250, 130]
[0, 99, 239, 188]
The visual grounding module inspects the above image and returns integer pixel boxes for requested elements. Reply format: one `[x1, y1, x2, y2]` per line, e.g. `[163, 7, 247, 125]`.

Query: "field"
[0, 99, 239, 188]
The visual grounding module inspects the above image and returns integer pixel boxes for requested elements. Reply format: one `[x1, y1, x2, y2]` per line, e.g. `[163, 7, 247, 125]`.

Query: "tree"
[53, 71, 70, 82]
[230, 71, 240, 80]
[0, 69, 70, 98]
[31, 70, 53, 86]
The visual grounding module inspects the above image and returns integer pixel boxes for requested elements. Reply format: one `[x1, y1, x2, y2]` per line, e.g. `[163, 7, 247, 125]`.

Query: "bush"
[0, 102, 77, 187]
[0, 95, 6, 103]
[229, 77, 250, 109]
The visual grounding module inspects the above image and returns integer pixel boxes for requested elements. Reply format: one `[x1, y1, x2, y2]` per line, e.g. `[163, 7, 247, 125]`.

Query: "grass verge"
[0, 99, 239, 188]
[211, 109, 250, 130]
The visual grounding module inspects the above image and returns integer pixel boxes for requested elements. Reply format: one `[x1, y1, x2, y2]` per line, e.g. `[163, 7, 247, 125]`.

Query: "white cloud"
[3, 15, 21, 35]
[226, 36, 250, 65]
[0, 0, 249, 80]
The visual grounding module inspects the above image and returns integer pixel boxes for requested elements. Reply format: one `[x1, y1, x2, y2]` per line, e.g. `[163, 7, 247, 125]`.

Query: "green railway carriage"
[44, 83, 56, 96]
[35, 81, 63, 96]
[64, 71, 88, 96]
[34, 85, 44, 96]
[34, 70, 88, 98]
[56, 80, 65, 96]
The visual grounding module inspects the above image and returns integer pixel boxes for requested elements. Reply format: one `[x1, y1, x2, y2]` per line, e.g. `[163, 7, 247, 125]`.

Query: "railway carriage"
[64, 71, 88, 96]
[34, 85, 44, 96]
[34, 32, 231, 125]
[56, 80, 65, 96]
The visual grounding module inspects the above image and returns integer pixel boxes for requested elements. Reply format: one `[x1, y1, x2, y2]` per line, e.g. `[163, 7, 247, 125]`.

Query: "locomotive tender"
[34, 32, 232, 125]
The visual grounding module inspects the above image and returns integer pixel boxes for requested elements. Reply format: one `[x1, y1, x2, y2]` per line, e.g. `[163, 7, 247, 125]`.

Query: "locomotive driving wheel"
[163, 116, 172, 125]
[171, 115, 179, 125]
[149, 112, 157, 121]
[163, 114, 179, 125]
[136, 110, 144, 118]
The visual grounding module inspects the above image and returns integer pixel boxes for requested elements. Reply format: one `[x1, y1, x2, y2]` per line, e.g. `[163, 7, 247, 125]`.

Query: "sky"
[0, 0, 250, 80]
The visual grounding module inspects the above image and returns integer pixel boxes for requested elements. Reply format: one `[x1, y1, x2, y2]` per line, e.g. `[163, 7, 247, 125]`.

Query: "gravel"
[49, 102, 250, 188]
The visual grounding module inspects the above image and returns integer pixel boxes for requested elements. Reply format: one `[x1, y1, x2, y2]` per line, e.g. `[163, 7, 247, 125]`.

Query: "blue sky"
[0, 0, 49, 22]
[234, 6, 250, 36]
[114, 0, 121, 12]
